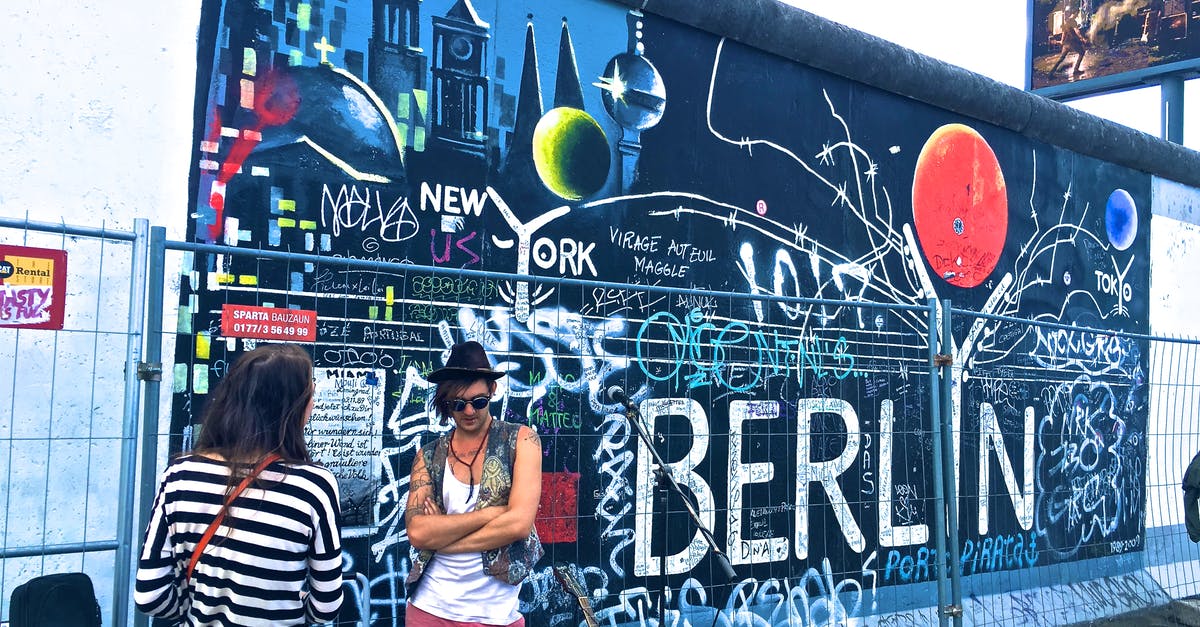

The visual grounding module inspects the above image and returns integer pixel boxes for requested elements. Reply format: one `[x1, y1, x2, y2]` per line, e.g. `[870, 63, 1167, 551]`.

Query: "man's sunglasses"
[446, 396, 491, 412]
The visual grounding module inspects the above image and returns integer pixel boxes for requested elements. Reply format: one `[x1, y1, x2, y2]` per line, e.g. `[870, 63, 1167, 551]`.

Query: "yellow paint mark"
[397, 94, 411, 119]
[298, 4, 311, 30]
[176, 304, 193, 334]
[278, 199, 296, 212]
[173, 363, 188, 394]
[238, 275, 258, 286]
[278, 217, 296, 228]
[385, 306, 393, 321]
[193, 364, 209, 394]
[414, 89, 429, 118]
[414, 126, 426, 152]
[242, 48, 256, 76]
[385, 285, 395, 306]
[195, 332, 211, 360]
[299, 220, 317, 230]
[368, 306, 379, 319]
[217, 273, 235, 284]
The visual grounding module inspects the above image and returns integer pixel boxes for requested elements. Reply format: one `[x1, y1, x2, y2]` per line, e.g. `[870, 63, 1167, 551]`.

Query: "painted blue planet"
[1105, 189, 1137, 251]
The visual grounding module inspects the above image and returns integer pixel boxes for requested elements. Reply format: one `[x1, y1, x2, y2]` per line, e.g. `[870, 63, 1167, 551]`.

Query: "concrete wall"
[3, 0, 1200, 625]
[0, 2, 199, 623]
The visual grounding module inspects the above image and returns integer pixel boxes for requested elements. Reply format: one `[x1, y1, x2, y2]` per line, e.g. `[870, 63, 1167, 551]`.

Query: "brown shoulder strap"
[185, 453, 281, 582]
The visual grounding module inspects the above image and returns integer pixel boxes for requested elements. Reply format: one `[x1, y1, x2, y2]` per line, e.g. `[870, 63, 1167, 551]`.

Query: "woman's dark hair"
[194, 343, 314, 466]
[433, 377, 491, 422]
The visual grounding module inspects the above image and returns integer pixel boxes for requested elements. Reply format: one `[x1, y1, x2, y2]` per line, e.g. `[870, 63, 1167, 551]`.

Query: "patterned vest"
[405, 419, 544, 597]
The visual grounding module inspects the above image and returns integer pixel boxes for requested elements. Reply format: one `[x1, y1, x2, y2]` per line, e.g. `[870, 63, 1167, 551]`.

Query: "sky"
[780, 0, 1199, 149]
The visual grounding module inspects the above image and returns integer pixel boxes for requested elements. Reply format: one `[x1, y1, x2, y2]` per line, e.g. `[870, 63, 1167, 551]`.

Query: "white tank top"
[410, 460, 521, 624]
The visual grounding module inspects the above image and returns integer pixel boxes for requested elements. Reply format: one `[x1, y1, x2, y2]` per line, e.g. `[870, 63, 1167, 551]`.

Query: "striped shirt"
[135, 455, 343, 625]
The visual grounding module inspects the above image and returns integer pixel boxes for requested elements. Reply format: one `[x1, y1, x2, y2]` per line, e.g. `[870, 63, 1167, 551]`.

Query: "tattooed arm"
[438, 426, 543, 554]
[405, 447, 506, 551]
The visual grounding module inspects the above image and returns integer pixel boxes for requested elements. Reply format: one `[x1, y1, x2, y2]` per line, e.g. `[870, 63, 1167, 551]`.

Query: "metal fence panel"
[941, 306, 1191, 626]
[1144, 336, 1200, 598]
[153, 237, 949, 627]
[0, 217, 146, 627]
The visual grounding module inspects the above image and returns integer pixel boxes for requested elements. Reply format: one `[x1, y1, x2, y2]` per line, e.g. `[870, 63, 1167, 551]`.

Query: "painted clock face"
[449, 35, 473, 61]
[911, 123, 1008, 288]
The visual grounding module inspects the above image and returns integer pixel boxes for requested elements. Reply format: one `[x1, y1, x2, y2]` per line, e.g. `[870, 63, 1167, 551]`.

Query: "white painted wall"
[0, 1, 201, 622]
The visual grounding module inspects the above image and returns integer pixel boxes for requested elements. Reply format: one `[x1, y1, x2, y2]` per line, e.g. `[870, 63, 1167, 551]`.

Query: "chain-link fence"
[4, 219, 1200, 626]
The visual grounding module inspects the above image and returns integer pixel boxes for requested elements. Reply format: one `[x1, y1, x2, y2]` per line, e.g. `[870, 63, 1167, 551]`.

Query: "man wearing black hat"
[404, 341, 544, 627]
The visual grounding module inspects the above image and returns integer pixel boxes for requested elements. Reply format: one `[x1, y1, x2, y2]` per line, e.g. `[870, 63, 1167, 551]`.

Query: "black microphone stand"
[619, 401, 739, 584]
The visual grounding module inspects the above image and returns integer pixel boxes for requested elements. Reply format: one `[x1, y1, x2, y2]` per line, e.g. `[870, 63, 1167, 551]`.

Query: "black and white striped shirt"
[135, 455, 343, 625]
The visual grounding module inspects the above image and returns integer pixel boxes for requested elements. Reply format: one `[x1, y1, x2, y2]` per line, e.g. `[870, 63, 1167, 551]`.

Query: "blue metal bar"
[163, 239, 931, 314]
[112, 219, 149, 627]
[0, 436, 126, 442]
[0, 216, 137, 242]
[940, 299, 964, 626]
[927, 299, 949, 627]
[131, 227, 167, 627]
[0, 541, 120, 560]
[1162, 75, 1185, 144]
[947, 304, 1200, 346]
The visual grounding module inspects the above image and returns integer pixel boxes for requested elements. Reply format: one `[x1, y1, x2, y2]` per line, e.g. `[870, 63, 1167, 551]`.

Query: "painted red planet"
[911, 124, 1008, 288]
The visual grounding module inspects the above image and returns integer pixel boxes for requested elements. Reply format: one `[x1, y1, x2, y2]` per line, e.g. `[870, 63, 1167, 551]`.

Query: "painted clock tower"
[429, 0, 490, 158]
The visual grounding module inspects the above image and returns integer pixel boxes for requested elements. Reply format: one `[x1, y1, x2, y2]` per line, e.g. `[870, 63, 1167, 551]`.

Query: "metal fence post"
[130, 226, 167, 627]
[927, 299, 950, 627]
[112, 218, 149, 627]
[939, 300, 963, 627]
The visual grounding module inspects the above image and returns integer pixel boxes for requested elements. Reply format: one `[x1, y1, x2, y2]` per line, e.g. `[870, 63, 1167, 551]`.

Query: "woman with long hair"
[135, 343, 343, 625]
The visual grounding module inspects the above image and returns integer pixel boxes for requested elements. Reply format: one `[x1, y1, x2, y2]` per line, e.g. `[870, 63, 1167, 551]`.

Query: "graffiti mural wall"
[176, 0, 1151, 623]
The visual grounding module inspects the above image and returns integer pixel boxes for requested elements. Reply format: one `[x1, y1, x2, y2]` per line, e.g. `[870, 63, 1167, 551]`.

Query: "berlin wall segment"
[177, 0, 1150, 624]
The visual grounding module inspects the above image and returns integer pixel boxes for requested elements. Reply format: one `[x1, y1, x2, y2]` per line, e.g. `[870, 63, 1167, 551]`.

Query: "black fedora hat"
[427, 341, 506, 383]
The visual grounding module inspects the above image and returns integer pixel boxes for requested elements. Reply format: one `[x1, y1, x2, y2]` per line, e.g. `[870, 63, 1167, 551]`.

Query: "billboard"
[1030, 0, 1200, 98]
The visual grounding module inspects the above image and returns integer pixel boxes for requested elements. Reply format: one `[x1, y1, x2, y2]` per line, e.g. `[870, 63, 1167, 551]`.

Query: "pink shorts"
[406, 602, 525, 627]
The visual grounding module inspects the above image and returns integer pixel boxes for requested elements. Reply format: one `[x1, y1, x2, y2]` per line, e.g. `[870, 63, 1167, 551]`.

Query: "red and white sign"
[221, 304, 317, 342]
[0, 244, 68, 330]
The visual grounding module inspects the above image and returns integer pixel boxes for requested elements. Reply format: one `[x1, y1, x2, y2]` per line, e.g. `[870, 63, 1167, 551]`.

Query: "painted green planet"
[532, 107, 611, 201]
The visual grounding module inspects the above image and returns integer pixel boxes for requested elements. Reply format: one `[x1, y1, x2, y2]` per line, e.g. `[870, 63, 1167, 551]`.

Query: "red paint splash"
[207, 69, 301, 241]
[536, 470, 580, 544]
[205, 108, 223, 147]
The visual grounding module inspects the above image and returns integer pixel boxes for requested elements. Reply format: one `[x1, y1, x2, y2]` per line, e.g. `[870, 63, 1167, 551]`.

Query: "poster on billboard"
[0, 244, 67, 330]
[1030, 0, 1200, 97]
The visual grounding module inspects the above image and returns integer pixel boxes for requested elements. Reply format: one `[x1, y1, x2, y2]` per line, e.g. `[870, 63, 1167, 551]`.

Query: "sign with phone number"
[221, 304, 317, 342]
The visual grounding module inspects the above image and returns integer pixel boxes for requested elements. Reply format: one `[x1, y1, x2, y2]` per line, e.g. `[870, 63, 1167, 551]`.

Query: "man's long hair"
[194, 343, 314, 471]
[433, 377, 492, 422]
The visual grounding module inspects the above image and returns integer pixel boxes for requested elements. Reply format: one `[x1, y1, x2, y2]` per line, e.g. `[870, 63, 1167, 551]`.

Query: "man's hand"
[405, 448, 510, 551]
